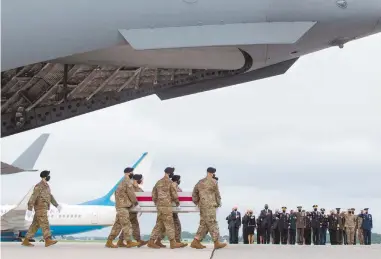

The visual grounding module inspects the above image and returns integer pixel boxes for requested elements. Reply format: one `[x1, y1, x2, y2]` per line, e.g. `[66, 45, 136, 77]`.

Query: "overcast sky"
[1, 33, 380, 237]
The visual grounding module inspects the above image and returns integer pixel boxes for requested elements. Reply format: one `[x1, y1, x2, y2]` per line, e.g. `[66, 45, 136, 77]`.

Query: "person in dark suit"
[362, 208, 373, 245]
[259, 204, 273, 244]
[328, 210, 339, 245]
[271, 209, 280, 244]
[246, 210, 256, 244]
[242, 211, 249, 244]
[226, 206, 241, 244]
[256, 217, 263, 244]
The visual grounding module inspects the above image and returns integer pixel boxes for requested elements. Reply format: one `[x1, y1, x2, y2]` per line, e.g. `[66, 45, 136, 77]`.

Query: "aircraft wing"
[1, 187, 34, 231]
[1, 133, 50, 175]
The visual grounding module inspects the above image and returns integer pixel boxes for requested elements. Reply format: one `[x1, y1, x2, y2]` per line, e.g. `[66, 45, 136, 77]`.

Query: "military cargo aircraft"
[1, 0, 380, 137]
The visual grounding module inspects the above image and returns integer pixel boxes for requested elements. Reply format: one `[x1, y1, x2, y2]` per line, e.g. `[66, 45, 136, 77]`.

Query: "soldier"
[147, 167, 183, 249]
[295, 206, 306, 245]
[328, 209, 339, 245]
[156, 175, 187, 247]
[117, 174, 148, 248]
[319, 208, 329, 245]
[278, 207, 289, 245]
[357, 210, 364, 245]
[336, 208, 345, 245]
[304, 211, 312, 245]
[311, 205, 321, 245]
[106, 167, 140, 248]
[362, 208, 372, 245]
[344, 207, 356, 245]
[343, 209, 350, 245]
[22, 170, 62, 247]
[304, 212, 312, 245]
[259, 204, 273, 244]
[288, 209, 297, 245]
[190, 167, 226, 249]
[351, 208, 357, 244]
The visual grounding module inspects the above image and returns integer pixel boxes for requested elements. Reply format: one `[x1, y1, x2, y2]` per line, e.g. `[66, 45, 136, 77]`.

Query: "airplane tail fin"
[80, 152, 149, 206]
[12, 133, 50, 169]
[1, 133, 50, 175]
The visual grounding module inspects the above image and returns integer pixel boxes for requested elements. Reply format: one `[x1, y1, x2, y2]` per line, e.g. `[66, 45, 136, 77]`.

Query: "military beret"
[351, 208, 355, 211]
[313, 205, 318, 208]
[364, 208, 369, 210]
[320, 208, 325, 211]
[164, 167, 175, 174]
[133, 174, 143, 181]
[336, 208, 341, 210]
[124, 167, 134, 173]
[171, 175, 181, 182]
[297, 206, 302, 209]
[40, 170, 50, 178]
[207, 167, 216, 173]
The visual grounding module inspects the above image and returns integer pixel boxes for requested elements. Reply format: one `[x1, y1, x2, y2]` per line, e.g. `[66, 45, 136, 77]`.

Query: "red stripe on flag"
[137, 196, 192, 202]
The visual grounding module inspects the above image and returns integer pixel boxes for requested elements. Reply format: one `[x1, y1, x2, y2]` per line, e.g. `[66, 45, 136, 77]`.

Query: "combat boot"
[45, 238, 58, 247]
[190, 238, 205, 249]
[117, 239, 126, 247]
[125, 240, 140, 248]
[214, 240, 227, 249]
[147, 239, 160, 248]
[155, 238, 166, 248]
[105, 239, 118, 248]
[176, 239, 188, 247]
[137, 240, 148, 247]
[21, 238, 34, 247]
[170, 239, 183, 249]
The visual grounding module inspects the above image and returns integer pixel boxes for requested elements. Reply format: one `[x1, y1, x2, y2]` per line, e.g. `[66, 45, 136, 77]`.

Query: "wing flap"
[119, 22, 316, 50]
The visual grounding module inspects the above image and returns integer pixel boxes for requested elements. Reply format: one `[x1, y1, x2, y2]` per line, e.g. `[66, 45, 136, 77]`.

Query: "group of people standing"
[227, 205, 373, 245]
[105, 166, 227, 249]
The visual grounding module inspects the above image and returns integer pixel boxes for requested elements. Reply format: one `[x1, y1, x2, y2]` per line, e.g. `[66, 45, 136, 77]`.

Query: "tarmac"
[1, 242, 381, 259]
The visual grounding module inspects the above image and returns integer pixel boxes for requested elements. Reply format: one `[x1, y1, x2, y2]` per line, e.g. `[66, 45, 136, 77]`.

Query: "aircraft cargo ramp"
[2, 242, 381, 259]
[1, 55, 299, 137]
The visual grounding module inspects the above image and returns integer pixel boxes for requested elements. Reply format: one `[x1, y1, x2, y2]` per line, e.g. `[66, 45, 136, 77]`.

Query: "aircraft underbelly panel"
[55, 45, 247, 70]
[119, 22, 316, 50]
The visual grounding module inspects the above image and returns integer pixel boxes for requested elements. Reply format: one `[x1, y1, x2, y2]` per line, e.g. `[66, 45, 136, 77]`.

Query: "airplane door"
[91, 212, 98, 224]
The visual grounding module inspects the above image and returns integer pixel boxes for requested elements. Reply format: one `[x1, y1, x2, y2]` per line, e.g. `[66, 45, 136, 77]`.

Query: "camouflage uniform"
[107, 177, 138, 242]
[158, 183, 182, 242]
[25, 180, 58, 240]
[148, 176, 182, 248]
[192, 177, 221, 242]
[119, 184, 143, 242]
[357, 214, 364, 244]
[344, 211, 356, 245]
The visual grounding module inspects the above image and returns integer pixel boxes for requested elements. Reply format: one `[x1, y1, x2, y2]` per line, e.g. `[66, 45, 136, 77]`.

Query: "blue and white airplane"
[0, 152, 148, 241]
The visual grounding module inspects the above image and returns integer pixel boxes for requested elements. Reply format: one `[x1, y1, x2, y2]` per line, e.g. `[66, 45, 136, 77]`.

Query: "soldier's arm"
[170, 182, 180, 206]
[126, 182, 138, 206]
[152, 184, 158, 205]
[370, 215, 373, 229]
[50, 194, 59, 207]
[192, 183, 200, 206]
[215, 183, 221, 207]
[27, 185, 41, 211]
